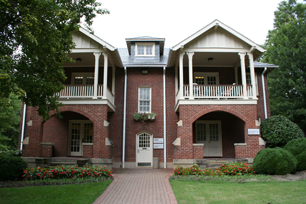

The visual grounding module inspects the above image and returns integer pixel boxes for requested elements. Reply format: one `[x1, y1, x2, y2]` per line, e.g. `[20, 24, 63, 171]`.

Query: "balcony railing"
[183, 84, 253, 99]
[56, 84, 103, 98]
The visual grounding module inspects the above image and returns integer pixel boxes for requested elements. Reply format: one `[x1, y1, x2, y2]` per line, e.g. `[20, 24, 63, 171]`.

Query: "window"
[71, 73, 95, 85]
[139, 87, 151, 113]
[194, 72, 219, 85]
[136, 43, 155, 56]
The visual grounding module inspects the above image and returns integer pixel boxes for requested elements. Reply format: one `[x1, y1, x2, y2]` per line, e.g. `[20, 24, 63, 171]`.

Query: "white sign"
[154, 144, 163, 149]
[154, 138, 164, 144]
[248, 129, 260, 135]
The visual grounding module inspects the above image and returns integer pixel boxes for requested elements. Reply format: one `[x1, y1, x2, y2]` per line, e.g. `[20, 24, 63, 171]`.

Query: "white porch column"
[187, 52, 194, 100]
[102, 52, 108, 99]
[93, 52, 101, 99]
[175, 65, 178, 97]
[112, 66, 116, 95]
[247, 53, 257, 99]
[179, 52, 185, 99]
[239, 53, 248, 99]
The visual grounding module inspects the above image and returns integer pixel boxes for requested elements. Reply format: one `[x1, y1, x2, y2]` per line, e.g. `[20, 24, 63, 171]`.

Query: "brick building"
[19, 20, 277, 168]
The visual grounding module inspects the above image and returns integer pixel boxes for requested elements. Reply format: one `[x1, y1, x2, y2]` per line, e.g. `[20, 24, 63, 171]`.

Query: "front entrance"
[68, 120, 93, 156]
[136, 132, 153, 167]
[195, 120, 222, 157]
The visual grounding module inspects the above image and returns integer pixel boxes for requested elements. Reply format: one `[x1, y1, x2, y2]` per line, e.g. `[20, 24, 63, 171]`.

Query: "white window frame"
[135, 43, 155, 56]
[138, 87, 152, 113]
[194, 72, 220, 85]
[71, 72, 95, 85]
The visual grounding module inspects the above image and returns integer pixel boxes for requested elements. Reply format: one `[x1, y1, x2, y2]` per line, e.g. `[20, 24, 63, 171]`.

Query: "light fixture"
[142, 69, 148, 75]
[208, 57, 213, 62]
[76, 58, 82, 62]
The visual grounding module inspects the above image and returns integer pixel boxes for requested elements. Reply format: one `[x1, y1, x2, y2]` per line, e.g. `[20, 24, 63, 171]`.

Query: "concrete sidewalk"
[93, 169, 177, 204]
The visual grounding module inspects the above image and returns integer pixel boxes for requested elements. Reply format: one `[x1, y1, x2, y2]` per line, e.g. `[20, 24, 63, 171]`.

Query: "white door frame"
[68, 120, 93, 156]
[195, 120, 223, 157]
[136, 131, 153, 167]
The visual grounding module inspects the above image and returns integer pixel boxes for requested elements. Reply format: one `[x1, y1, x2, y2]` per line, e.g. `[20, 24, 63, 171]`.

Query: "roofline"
[79, 27, 116, 51]
[125, 38, 165, 42]
[171, 19, 266, 53]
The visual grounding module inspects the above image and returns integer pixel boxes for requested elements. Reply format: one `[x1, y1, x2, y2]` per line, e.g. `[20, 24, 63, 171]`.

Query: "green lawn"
[0, 180, 112, 204]
[170, 179, 306, 204]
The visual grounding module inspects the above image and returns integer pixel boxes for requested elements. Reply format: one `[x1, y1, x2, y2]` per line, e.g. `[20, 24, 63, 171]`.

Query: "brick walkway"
[93, 168, 177, 204]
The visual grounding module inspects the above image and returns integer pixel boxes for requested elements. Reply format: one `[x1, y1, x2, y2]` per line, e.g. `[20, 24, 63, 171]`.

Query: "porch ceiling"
[183, 52, 240, 67]
[62, 53, 105, 67]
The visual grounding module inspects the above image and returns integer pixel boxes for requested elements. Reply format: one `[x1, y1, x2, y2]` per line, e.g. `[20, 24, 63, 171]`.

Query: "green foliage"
[253, 147, 297, 175]
[263, 0, 306, 133]
[23, 164, 112, 180]
[0, 149, 22, 156]
[260, 115, 304, 148]
[216, 162, 254, 176]
[173, 164, 204, 175]
[0, 155, 28, 181]
[0, 93, 21, 150]
[0, 0, 109, 120]
[284, 137, 306, 171]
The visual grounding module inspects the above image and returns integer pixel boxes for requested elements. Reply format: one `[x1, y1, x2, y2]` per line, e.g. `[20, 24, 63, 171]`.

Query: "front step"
[196, 158, 248, 169]
[49, 158, 89, 167]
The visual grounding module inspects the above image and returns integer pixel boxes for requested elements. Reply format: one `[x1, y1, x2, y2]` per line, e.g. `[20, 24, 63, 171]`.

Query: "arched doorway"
[193, 111, 245, 158]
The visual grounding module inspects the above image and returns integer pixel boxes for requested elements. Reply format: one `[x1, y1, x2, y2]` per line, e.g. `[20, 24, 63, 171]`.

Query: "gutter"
[20, 100, 27, 150]
[122, 67, 127, 168]
[163, 67, 167, 168]
[261, 67, 268, 119]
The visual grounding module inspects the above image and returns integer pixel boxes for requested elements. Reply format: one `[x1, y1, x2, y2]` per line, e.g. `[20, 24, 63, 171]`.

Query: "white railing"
[56, 85, 103, 98]
[183, 85, 253, 99]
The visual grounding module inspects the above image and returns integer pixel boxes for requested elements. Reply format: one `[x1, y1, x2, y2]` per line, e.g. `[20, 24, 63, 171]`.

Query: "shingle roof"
[254, 62, 279, 68]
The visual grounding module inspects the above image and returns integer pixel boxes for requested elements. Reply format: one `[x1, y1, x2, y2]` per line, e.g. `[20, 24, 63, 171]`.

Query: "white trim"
[136, 132, 153, 167]
[172, 19, 265, 53]
[234, 143, 247, 146]
[135, 43, 155, 56]
[138, 87, 152, 113]
[71, 48, 104, 53]
[182, 48, 250, 53]
[58, 99, 115, 111]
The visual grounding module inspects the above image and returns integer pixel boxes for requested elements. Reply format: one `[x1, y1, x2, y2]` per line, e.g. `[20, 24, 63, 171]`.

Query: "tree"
[263, 0, 306, 133]
[0, 94, 21, 150]
[0, 0, 109, 120]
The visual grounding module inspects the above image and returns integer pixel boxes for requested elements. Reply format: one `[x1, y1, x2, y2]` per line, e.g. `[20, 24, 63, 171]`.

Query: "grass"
[170, 179, 306, 204]
[0, 179, 112, 204]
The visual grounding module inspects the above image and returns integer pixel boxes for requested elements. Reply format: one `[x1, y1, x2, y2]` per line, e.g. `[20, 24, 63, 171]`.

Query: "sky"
[91, 0, 295, 49]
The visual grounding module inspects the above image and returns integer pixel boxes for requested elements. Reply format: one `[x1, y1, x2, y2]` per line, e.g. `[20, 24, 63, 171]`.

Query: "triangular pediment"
[72, 31, 101, 49]
[185, 26, 250, 49]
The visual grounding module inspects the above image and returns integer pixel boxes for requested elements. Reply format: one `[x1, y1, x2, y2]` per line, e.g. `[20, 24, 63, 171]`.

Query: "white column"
[239, 53, 248, 99]
[112, 66, 116, 95]
[187, 52, 194, 100]
[175, 65, 178, 97]
[102, 52, 108, 99]
[93, 52, 101, 99]
[179, 52, 185, 99]
[247, 53, 257, 99]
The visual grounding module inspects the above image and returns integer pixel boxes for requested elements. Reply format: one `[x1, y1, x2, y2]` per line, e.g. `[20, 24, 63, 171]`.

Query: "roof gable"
[172, 19, 265, 53]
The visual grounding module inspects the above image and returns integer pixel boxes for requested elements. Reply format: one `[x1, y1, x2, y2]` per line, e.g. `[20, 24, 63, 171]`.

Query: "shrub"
[284, 137, 306, 171]
[23, 164, 112, 180]
[173, 164, 203, 175]
[217, 162, 254, 176]
[0, 149, 22, 156]
[0, 155, 28, 181]
[260, 115, 304, 148]
[253, 147, 297, 175]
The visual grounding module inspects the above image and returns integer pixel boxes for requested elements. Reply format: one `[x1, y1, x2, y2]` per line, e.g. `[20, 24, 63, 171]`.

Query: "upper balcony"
[56, 27, 123, 112]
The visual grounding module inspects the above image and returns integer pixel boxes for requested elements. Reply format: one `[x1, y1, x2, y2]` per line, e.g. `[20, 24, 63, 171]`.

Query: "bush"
[173, 164, 203, 175]
[217, 162, 254, 176]
[0, 155, 28, 181]
[253, 147, 297, 175]
[260, 115, 304, 148]
[23, 164, 113, 180]
[284, 137, 306, 171]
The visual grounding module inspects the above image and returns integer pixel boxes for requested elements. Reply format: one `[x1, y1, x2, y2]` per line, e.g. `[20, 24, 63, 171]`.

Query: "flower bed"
[173, 162, 254, 176]
[23, 164, 112, 180]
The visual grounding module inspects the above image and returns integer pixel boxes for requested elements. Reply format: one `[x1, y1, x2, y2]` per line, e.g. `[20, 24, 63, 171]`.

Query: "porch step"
[49, 158, 89, 167]
[196, 158, 248, 170]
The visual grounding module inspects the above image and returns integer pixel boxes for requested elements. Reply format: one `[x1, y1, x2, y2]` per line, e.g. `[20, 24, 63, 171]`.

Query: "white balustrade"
[183, 85, 250, 99]
[56, 85, 103, 98]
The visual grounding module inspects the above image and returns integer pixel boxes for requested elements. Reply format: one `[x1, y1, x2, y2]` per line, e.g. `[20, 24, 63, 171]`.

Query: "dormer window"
[136, 43, 155, 56]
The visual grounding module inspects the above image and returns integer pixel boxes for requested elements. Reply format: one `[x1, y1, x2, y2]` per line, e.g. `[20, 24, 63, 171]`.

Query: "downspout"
[163, 67, 167, 168]
[122, 67, 127, 168]
[20, 94, 27, 150]
[261, 67, 268, 119]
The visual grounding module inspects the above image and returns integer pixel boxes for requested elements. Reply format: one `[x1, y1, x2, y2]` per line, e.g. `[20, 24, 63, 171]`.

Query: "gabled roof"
[125, 36, 165, 55]
[171, 19, 265, 53]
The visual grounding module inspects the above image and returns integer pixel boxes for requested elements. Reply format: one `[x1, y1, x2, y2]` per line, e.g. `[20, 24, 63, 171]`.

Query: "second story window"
[72, 73, 94, 85]
[139, 87, 151, 113]
[136, 43, 155, 56]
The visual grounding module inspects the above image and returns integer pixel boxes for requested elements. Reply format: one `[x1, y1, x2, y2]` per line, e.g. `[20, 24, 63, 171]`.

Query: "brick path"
[93, 168, 177, 204]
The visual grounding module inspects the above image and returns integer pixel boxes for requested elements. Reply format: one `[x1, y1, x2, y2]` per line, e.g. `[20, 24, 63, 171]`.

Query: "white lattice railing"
[56, 85, 103, 98]
[183, 85, 253, 99]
